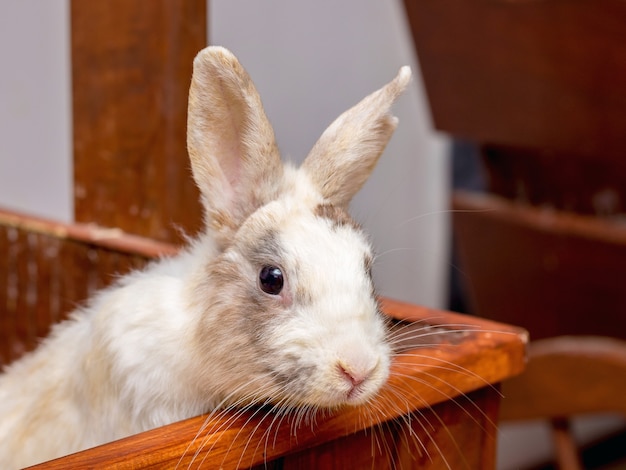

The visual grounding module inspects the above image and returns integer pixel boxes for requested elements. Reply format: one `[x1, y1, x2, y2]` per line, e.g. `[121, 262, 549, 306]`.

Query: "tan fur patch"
[314, 203, 361, 231]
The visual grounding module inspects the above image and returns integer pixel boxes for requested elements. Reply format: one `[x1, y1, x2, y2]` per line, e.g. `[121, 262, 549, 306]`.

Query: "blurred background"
[1, 1, 625, 468]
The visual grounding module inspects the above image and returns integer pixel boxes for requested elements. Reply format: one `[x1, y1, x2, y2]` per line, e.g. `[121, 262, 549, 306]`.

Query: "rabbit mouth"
[273, 369, 386, 409]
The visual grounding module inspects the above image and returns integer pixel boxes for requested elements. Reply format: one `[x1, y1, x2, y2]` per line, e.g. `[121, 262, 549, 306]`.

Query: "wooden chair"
[403, 0, 626, 467]
[451, 191, 626, 342]
[452, 191, 626, 469]
[500, 336, 626, 470]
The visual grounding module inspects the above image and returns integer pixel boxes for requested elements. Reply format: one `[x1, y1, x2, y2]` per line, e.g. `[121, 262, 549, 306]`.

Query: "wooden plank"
[12, 228, 29, 360]
[501, 336, 626, 421]
[28, 305, 525, 469]
[0, 226, 8, 363]
[70, 0, 206, 243]
[0, 206, 179, 259]
[453, 190, 626, 340]
[403, 0, 626, 161]
[280, 386, 500, 469]
[481, 145, 626, 216]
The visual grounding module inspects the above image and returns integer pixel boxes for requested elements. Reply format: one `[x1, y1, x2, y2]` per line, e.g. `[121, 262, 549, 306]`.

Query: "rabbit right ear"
[187, 47, 283, 244]
[302, 67, 411, 208]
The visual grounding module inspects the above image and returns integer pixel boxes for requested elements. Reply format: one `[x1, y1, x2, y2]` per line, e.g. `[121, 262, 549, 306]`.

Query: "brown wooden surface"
[71, 0, 206, 243]
[281, 386, 499, 469]
[29, 387, 503, 470]
[500, 336, 626, 421]
[500, 335, 626, 469]
[452, 191, 626, 341]
[28, 306, 523, 469]
[403, 0, 626, 161]
[481, 145, 626, 217]
[0, 206, 179, 365]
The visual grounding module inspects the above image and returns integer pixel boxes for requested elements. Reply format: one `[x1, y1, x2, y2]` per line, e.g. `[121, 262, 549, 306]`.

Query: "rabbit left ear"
[187, 47, 284, 243]
[302, 66, 411, 208]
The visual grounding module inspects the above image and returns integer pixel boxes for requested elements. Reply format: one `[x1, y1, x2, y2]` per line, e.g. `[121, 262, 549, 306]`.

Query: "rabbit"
[0, 46, 411, 469]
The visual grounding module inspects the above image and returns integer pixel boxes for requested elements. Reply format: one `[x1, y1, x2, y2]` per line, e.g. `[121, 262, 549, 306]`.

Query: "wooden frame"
[71, 0, 206, 243]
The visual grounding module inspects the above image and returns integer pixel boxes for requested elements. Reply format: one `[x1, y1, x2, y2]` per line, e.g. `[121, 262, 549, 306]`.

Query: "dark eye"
[259, 265, 284, 295]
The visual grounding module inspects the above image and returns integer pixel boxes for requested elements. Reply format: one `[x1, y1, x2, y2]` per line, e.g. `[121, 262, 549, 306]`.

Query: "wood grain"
[71, 0, 206, 243]
[29, 313, 523, 469]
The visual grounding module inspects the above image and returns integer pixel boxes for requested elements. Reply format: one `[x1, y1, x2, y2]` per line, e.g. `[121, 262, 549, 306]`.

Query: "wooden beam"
[71, 0, 207, 242]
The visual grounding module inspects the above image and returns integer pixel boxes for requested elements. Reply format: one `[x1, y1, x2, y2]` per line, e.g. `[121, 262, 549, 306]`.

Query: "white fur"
[0, 46, 410, 468]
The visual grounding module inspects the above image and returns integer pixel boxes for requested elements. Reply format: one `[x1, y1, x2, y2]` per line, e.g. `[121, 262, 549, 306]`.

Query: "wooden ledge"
[0, 206, 180, 259]
[30, 300, 526, 469]
[452, 191, 626, 246]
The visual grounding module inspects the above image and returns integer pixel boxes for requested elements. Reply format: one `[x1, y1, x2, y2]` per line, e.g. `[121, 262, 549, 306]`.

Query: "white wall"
[0, 0, 449, 308]
[0, 0, 72, 222]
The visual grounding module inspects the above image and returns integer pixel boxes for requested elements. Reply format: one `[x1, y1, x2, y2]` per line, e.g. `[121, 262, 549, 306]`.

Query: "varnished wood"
[27, 307, 523, 469]
[403, 0, 626, 161]
[71, 0, 206, 243]
[0, 206, 178, 365]
[500, 336, 626, 421]
[0, 206, 180, 260]
[452, 191, 626, 341]
[279, 386, 500, 469]
[481, 145, 626, 216]
[28, 389, 503, 470]
[500, 336, 626, 470]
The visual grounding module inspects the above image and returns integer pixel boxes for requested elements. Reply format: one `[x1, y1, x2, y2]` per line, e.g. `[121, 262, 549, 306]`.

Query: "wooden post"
[70, 0, 207, 243]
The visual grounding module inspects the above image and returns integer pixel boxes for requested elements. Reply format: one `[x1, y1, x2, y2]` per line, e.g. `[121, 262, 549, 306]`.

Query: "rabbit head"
[186, 47, 411, 410]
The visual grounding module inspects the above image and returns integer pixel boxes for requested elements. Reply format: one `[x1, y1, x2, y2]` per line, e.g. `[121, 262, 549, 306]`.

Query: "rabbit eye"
[259, 265, 284, 295]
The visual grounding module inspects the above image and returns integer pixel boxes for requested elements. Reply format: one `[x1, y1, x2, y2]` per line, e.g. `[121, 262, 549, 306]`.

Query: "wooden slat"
[0, 207, 179, 259]
[452, 190, 626, 340]
[70, 0, 206, 243]
[501, 336, 626, 421]
[0, 207, 178, 365]
[32, 387, 501, 469]
[481, 145, 626, 216]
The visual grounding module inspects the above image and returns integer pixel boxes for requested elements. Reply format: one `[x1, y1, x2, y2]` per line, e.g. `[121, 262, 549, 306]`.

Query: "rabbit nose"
[336, 360, 378, 388]
[338, 364, 366, 387]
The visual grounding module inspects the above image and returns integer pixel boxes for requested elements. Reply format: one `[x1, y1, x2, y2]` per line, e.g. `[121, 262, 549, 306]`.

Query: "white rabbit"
[0, 46, 411, 469]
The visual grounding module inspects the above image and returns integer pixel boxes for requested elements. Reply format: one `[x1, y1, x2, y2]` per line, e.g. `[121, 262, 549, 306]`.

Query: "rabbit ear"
[187, 46, 283, 242]
[302, 67, 411, 208]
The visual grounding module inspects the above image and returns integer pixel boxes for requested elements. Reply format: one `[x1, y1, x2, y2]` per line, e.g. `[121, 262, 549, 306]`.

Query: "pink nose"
[337, 364, 369, 388]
